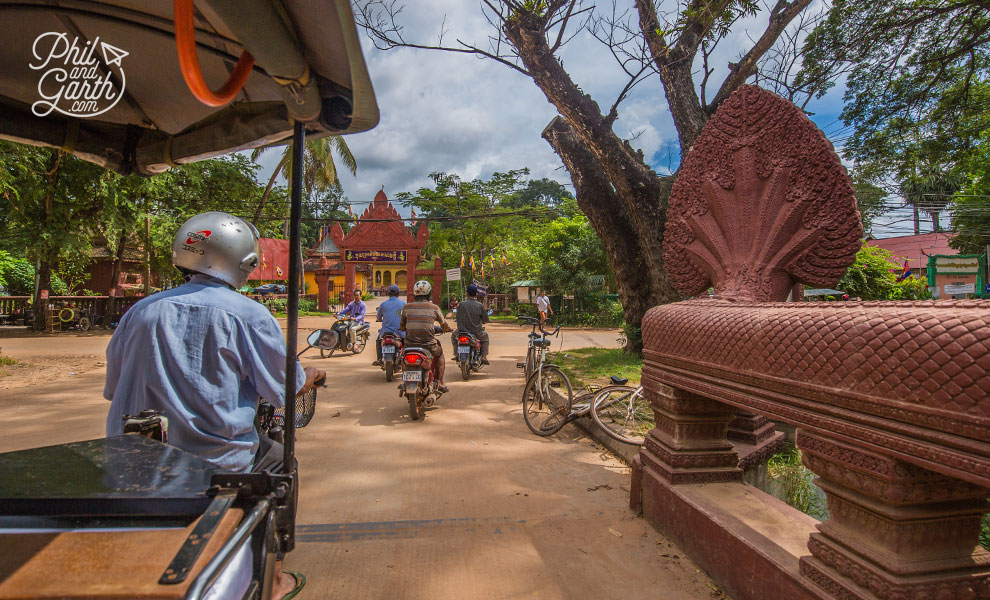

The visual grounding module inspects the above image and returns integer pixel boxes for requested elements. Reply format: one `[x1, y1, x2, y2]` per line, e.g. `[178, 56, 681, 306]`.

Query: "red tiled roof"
[866, 232, 956, 270]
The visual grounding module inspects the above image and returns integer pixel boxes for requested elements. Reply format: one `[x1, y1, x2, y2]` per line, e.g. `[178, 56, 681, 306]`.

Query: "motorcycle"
[380, 332, 404, 382]
[312, 317, 371, 357]
[454, 331, 485, 380]
[398, 345, 444, 421]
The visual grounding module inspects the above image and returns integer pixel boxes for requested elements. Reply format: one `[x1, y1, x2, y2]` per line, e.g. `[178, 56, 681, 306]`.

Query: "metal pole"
[283, 121, 304, 468]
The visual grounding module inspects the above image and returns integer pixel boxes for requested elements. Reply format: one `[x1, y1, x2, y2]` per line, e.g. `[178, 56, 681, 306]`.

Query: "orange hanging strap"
[174, 0, 255, 107]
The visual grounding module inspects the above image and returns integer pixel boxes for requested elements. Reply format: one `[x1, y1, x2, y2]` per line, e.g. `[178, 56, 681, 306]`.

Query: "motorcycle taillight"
[383, 336, 394, 344]
[458, 336, 469, 344]
[404, 354, 423, 365]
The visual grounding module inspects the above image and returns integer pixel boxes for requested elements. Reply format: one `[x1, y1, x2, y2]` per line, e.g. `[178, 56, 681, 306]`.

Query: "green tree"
[836, 245, 930, 301]
[398, 169, 559, 290]
[802, 3, 990, 234]
[250, 136, 356, 228]
[533, 214, 611, 299]
[951, 138, 990, 255]
[0, 142, 108, 327]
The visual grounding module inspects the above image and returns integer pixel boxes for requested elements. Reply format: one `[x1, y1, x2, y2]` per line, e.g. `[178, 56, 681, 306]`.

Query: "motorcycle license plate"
[458, 345, 470, 355]
[402, 370, 422, 382]
[383, 346, 395, 355]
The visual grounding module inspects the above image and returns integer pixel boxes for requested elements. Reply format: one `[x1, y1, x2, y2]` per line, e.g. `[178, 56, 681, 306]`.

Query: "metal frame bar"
[184, 498, 271, 600]
[283, 121, 304, 468]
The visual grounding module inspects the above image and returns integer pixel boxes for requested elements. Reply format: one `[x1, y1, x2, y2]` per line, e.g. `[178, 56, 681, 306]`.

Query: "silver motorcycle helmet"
[171, 212, 260, 289]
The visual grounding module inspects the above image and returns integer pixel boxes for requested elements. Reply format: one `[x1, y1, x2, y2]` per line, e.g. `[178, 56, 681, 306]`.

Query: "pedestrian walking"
[536, 288, 553, 324]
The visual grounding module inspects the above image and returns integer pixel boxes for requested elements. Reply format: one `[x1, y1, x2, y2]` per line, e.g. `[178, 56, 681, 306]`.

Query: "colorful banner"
[344, 250, 408, 263]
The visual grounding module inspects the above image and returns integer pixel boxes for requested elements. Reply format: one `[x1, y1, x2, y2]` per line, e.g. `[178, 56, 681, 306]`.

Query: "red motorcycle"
[380, 332, 404, 382]
[398, 346, 443, 420]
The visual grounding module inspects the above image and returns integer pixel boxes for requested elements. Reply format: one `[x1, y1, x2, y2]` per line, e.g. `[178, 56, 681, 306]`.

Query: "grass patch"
[274, 311, 335, 318]
[554, 347, 642, 389]
[767, 444, 829, 521]
[0, 355, 17, 368]
[490, 314, 519, 323]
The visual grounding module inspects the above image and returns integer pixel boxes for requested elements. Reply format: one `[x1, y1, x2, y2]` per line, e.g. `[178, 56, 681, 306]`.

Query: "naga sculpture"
[633, 85, 990, 600]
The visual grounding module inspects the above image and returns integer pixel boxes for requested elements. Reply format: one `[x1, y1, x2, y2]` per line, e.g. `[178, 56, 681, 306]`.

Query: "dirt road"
[0, 317, 725, 599]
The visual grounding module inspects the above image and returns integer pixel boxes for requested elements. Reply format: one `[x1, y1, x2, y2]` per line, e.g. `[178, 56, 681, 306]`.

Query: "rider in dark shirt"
[451, 284, 490, 365]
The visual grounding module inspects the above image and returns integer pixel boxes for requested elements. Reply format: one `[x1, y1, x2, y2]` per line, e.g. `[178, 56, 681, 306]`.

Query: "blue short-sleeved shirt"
[104, 275, 306, 472]
[377, 296, 406, 335]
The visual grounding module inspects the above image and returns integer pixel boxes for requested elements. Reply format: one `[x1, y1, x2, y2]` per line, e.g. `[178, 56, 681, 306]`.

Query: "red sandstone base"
[633, 457, 823, 600]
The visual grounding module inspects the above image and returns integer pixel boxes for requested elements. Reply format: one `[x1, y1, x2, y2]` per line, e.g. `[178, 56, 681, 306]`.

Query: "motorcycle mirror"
[297, 329, 336, 357]
[487, 309, 493, 316]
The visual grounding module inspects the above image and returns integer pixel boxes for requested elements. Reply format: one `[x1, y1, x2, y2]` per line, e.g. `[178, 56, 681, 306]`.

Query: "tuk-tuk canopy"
[0, 0, 379, 175]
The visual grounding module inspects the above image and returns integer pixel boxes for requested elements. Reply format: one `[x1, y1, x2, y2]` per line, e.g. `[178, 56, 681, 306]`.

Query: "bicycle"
[590, 379, 650, 445]
[516, 315, 546, 379]
[517, 316, 573, 436]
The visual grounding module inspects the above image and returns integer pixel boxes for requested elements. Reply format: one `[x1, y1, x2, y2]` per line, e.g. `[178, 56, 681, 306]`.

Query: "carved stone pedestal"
[728, 412, 776, 445]
[636, 384, 741, 487]
[797, 430, 990, 600]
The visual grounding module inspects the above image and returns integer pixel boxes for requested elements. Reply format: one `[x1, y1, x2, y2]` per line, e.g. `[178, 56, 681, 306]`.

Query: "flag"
[460, 253, 465, 267]
[896, 260, 911, 282]
[275, 265, 284, 278]
[481, 263, 485, 278]
[489, 253, 495, 268]
[501, 251, 509, 266]
[262, 253, 267, 269]
[410, 207, 417, 222]
[347, 204, 354, 218]
[470, 255, 476, 270]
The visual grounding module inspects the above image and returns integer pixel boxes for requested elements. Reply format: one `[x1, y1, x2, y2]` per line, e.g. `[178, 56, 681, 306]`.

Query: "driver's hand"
[298, 367, 327, 395]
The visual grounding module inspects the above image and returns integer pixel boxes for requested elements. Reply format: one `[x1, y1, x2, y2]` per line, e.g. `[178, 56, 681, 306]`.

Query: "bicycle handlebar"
[515, 314, 559, 337]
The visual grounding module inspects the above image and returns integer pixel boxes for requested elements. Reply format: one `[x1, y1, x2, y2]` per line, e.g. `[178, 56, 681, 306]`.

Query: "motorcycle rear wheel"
[460, 360, 470, 381]
[407, 393, 422, 420]
[385, 361, 394, 382]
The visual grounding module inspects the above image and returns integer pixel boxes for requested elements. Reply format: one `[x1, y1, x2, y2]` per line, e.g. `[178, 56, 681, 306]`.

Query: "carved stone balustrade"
[632, 299, 990, 600]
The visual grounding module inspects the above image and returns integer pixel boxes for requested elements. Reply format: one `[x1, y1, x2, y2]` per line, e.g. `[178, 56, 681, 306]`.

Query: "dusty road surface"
[0, 316, 727, 600]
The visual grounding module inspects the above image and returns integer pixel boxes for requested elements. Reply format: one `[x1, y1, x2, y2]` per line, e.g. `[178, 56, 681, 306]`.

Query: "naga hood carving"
[663, 85, 863, 302]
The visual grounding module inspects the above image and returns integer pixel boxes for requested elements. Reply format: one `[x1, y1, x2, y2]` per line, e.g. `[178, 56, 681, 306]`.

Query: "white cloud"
[256, 2, 847, 209]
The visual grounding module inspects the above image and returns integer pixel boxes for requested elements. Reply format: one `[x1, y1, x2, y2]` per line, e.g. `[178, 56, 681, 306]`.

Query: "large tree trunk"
[543, 117, 673, 353]
[504, 15, 681, 330]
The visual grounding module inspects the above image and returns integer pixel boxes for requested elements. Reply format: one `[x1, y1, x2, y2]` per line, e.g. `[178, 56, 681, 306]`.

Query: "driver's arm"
[436, 307, 452, 333]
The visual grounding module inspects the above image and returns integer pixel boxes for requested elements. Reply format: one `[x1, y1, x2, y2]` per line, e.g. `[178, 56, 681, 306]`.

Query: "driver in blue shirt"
[372, 284, 405, 366]
[104, 212, 324, 473]
[337, 287, 367, 350]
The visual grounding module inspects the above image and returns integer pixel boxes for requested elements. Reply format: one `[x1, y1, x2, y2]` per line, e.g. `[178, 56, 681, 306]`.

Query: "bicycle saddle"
[610, 375, 629, 385]
[533, 339, 552, 348]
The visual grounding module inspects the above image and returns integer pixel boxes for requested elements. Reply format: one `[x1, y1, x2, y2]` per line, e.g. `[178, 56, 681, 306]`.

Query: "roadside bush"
[509, 302, 538, 318]
[298, 298, 316, 312]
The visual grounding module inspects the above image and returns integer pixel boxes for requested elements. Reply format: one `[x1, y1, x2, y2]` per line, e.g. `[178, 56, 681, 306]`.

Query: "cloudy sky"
[257, 1, 925, 236]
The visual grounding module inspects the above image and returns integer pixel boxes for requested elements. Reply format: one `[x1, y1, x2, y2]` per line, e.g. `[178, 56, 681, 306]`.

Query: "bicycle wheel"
[591, 386, 652, 445]
[522, 366, 573, 437]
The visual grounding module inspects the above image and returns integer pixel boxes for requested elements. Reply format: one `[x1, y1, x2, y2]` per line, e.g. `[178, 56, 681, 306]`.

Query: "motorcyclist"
[451, 284, 490, 365]
[103, 211, 324, 597]
[337, 287, 367, 349]
[400, 280, 452, 392]
[372, 284, 405, 366]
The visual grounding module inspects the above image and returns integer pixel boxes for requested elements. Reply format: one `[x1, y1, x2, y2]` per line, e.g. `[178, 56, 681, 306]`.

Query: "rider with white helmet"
[105, 211, 325, 472]
[399, 280, 452, 392]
